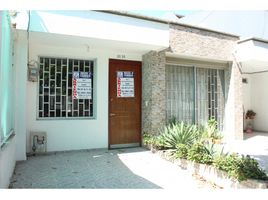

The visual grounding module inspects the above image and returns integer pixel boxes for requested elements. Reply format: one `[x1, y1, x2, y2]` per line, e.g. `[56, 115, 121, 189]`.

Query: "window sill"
[36, 117, 96, 121]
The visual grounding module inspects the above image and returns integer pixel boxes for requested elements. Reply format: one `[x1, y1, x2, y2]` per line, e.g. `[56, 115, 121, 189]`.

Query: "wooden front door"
[109, 59, 142, 149]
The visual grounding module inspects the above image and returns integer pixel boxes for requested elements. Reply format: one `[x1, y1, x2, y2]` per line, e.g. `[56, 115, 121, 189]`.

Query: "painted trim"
[110, 143, 140, 149]
[238, 37, 268, 44]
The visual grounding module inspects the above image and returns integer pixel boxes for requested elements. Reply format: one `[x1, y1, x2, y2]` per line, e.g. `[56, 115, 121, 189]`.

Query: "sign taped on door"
[117, 71, 134, 97]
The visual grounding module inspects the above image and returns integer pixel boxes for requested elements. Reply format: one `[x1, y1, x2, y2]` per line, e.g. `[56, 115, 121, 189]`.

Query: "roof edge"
[98, 10, 240, 38]
[238, 37, 268, 44]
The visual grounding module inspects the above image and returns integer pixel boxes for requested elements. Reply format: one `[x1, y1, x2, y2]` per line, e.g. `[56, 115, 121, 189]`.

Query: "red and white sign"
[117, 71, 134, 97]
[72, 72, 92, 99]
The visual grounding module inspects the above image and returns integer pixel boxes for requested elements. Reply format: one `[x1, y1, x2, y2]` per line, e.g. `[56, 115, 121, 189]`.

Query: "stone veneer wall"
[142, 51, 166, 135]
[169, 24, 238, 60]
[142, 24, 243, 140]
[224, 62, 243, 140]
[169, 24, 243, 140]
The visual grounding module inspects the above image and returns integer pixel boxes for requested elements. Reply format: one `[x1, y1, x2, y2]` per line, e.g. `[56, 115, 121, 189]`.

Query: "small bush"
[214, 153, 268, 182]
[142, 133, 166, 150]
[158, 122, 201, 149]
[187, 143, 213, 164]
[174, 143, 189, 159]
[201, 118, 223, 141]
[143, 133, 152, 146]
[168, 116, 177, 126]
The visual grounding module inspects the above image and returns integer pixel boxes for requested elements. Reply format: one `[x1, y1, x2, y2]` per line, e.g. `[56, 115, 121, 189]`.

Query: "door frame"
[108, 59, 142, 149]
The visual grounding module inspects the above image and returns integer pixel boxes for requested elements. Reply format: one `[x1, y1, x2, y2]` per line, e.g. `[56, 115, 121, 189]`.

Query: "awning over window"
[236, 38, 268, 73]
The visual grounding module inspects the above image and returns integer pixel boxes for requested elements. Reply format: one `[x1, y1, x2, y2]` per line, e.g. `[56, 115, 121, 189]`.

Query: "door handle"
[110, 113, 116, 116]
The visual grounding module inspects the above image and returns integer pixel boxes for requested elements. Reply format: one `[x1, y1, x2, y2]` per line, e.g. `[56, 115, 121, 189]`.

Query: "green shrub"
[158, 122, 201, 149]
[187, 143, 213, 164]
[168, 116, 177, 126]
[142, 133, 166, 150]
[142, 133, 152, 146]
[214, 153, 268, 182]
[201, 118, 223, 141]
[174, 143, 189, 159]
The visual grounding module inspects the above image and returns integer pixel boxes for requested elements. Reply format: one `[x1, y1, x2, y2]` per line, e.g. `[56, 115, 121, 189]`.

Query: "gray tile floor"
[9, 147, 217, 189]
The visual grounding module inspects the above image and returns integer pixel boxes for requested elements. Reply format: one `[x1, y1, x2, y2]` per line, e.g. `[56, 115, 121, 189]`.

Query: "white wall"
[0, 11, 16, 189]
[26, 41, 142, 153]
[242, 74, 251, 130]
[14, 31, 27, 161]
[0, 136, 16, 188]
[250, 72, 268, 132]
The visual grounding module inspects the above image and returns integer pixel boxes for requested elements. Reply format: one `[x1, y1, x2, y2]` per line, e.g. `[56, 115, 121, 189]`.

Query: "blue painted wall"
[0, 11, 14, 145]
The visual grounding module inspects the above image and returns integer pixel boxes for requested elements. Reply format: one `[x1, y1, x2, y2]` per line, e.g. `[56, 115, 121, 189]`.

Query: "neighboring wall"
[250, 72, 268, 132]
[0, 11, 16, 188]
[169, 24, 243, 140]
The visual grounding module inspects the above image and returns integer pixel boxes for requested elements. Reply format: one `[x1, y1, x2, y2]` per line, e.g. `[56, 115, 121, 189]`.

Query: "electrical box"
[30, 131, 47, 154]
[28, 66, 38, 82]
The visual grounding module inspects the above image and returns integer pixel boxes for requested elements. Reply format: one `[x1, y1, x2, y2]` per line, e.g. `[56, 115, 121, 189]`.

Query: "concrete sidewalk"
[9, 147, 219, 189]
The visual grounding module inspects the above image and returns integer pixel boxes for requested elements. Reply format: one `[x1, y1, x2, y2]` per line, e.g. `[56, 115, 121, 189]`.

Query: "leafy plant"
[143, 133, 152, 146]
[187, 142, 213, 164]
[245, 110, 256, 119]
[158, 122, 201, 149]
[174, 143, 189, 159]
[214, 153, 268, 182]
[142, 133, 166, 150]
[168, 116, 177, 126]
[201, 118, 223, 141]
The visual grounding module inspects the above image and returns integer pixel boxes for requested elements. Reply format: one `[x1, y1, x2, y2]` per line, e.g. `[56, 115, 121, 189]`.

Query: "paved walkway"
[224, 132, 268, 172]
[9, 147, 219, 189]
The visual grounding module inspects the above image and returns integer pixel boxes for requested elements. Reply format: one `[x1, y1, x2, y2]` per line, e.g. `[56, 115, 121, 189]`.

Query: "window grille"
[38, 57, 94, 119]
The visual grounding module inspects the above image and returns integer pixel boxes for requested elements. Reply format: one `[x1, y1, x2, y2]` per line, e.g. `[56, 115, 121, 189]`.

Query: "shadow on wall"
[9, 148, 161, 189]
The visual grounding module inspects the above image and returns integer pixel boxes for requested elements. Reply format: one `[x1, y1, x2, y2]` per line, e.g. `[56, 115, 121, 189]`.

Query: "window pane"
[56, 73, 61, 87]
[166, 65, 224, 130]
[39, 80, 43, 94]
[50, 96, 55, 110]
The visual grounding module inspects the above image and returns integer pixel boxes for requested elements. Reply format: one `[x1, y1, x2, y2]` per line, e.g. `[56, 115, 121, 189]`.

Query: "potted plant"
[245, 110, 256, 119]
[245, 110, 256, 133]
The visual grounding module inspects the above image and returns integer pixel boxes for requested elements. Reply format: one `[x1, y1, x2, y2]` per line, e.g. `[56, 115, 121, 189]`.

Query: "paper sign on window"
[117, 71, 134, 97]
[72, 72, 92, 99]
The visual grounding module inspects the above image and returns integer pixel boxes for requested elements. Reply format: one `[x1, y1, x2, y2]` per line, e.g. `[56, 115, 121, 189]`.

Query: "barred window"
[166, 65, 225, 130]
[38, 57, 94, 119]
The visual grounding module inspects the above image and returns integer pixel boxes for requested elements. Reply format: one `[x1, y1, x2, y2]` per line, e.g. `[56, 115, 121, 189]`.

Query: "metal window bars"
[38, 57, 94, 119]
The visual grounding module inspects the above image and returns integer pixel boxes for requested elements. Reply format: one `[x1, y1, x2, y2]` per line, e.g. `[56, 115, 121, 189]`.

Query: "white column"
[14, 31, 28, 161]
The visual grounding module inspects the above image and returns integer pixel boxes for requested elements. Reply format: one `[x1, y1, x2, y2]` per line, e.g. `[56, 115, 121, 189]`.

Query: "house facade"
[0, 10, 244, 188]
[178, 11, 268, 133]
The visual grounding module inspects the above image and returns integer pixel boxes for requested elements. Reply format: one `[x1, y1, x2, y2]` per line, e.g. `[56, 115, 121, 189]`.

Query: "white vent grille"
[30, 131, 47, 154]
